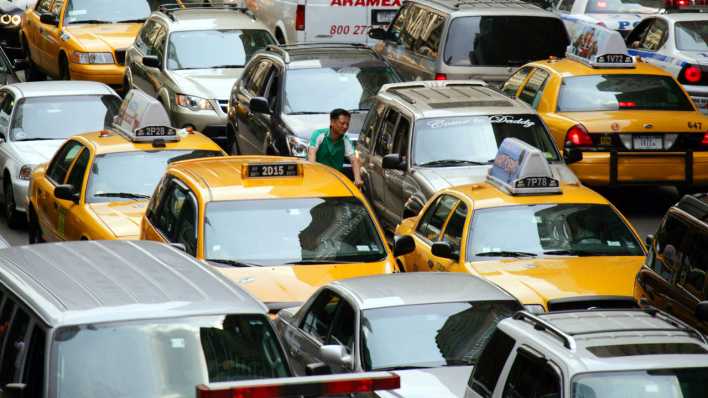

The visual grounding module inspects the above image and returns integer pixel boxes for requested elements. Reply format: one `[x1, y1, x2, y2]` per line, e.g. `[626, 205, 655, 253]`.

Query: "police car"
[553, 0, 665, 37]
[626, 10, 708, 113]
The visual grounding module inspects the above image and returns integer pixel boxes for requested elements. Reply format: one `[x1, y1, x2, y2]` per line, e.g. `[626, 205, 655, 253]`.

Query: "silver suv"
[465, 309, 708, 398]
[125, 4, 276, 150]
[368, 0, 569, 86]
[357, 80, 580, 231]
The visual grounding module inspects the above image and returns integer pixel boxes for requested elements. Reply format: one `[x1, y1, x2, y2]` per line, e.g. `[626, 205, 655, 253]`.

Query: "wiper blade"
[544, 250, 602, 256]
[287, 111, 324, 115]
[207, 259, 263, 267]
[420, 159, 490, 167]
[69, 19, 112, 24]
[285, 259, 353, 265]
[210, 64, 245, 68]
[93, 192, 151, 199]
[476, 251, 537, 258]
[115, 18, 146, 23]
[376, 366, 431, 371]
[14, 137, 57, 141]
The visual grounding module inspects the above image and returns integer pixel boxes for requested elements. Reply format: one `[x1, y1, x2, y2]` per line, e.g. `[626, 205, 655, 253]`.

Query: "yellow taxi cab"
[501, 22, 708, 191]
[394, 138, 646, 313]
[21, 0, 151, 88]
[27, 90, 224, 243]
[140, 156, 398, 311]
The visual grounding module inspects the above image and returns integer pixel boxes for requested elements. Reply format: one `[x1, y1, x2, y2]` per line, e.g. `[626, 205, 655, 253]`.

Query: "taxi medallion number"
[135, 125, 177, 137]
[246, 163, 299, 178]
[596, 54, 633, 64]
[515, 176, 559, 189]
[633, 135, 662, 150]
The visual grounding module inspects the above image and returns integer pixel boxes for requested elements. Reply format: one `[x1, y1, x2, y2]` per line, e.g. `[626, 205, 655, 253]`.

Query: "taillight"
[679, 64, 705, 85]
[702, 133, 708, 146]
[618, 101, 636, 108]
[565, 124, 593, 147]
[295, 5, 305, 31]
[434, 73, 447, 80]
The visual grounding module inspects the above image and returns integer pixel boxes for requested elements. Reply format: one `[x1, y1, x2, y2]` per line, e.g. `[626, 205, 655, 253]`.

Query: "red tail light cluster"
[295, 5, 305, 31]
[702, 133, 708, 146]
[434, 73, 447, 80]
[565, 124, 593, 147]
[678, 64, 706, 85]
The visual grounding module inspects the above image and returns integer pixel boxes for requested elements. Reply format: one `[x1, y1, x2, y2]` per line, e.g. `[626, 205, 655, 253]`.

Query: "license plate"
[515, 176, 559, 189]
[246, 163, 299, 178]
[134, 125, 176, 137]
[633, 135, 663, 150]
[372, 9, 397, 25]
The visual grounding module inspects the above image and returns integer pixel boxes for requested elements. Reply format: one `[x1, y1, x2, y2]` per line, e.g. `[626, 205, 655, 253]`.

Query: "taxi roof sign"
[487, 138, 560, 195]
[242, 162, 302, 178]
[112, 90, 179, 143]
[565, 21, 635, 69]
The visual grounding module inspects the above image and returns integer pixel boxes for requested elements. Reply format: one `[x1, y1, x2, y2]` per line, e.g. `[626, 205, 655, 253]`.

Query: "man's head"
[329, 108, 351, 139]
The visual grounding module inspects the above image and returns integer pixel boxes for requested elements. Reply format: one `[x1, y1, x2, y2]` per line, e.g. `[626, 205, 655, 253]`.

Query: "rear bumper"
[571, 150, 708, 186]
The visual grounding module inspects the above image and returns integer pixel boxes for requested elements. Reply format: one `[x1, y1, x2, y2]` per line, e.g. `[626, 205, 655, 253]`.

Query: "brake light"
[702, 133, 708, 145]
[435, 73, 447, 80]
[295, 5, 305, 31]
[665, 0, 691, 8]
[683, 65, 702, 84]
[565, 124, 593, 147]
[618, 101, 636, 108]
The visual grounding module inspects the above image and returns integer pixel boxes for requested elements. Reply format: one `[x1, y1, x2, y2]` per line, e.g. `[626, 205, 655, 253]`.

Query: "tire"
[59, 55, 70, 80]
[3, 180, 22, 229]
[27, 206, 43, 244]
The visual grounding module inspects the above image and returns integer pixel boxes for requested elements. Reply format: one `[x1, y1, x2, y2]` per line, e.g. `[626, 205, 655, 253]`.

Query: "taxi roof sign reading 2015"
[242, 162, 302, 178]
[112, 90, 180, 143]
[565, 21, 635, 69]
[488, 138, 560, 195]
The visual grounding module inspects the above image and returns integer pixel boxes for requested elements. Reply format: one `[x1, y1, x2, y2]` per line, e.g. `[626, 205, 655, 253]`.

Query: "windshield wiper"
[13, 137, 57, 141]
[93, 192, 151, 199]
[69, 19, 112, 24]
[210, 64, 245, 68]
[287, 111, 324, 115]
[207, 259, 263, 267]
[115, 18, 146, 23]
[475, 251, 537, 258]
[285, 259, 353, 265]
[543, 249, 601, 256]
[376, 366, 431, 371]
[419, 159, 490, 167]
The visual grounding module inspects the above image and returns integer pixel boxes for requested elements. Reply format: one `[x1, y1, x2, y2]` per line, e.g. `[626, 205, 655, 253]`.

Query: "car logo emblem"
[644, 123, 653, 129]
[611, 122, 620, 131]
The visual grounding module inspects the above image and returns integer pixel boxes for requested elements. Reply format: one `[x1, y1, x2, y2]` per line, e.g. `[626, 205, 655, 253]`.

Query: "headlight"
[0, 15, 21, 26]
[287, 135, 309, 158]
[523, 304, 546, 315]
[70, 52, 114, 65]
[18, 164, 35, 181]
[175, 94, 214, 112]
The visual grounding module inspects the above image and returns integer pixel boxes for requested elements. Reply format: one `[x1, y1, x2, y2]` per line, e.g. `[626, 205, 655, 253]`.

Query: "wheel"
[226, 123, 240, 155]
[59, 55, 71, 80]
[3, 180, 22, 229]
[27, 206, 44, 244]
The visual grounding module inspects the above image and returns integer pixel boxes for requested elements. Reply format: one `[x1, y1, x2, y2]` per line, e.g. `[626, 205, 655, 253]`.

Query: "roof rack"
[513, 311, 576, 351]
[263, 42, 371, 63]
[424, 0, 535, 10]
[157, 1, 249, 20]
[381, 80, 487, 104]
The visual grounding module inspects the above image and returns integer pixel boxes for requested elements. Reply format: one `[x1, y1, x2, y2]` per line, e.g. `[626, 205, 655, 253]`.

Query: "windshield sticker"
[356, 245, 371, 252]
[426, 118, 474, 129]
[489, 115, 536, 128]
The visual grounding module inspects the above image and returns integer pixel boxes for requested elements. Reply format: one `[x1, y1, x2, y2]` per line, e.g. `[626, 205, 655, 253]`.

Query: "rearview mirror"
[382, 153, 406, 171]
[431, 241, 459, 261]
[54, 184, 79, 203]
[393, 235, 415, 257]
[249, 97, 270, 114]
[142, 55, 161, 69]
[563, 144, 582, 165]
[319, 345, 352, 368]
[39, 12, 58, 25]
[696, 301, 708, 322]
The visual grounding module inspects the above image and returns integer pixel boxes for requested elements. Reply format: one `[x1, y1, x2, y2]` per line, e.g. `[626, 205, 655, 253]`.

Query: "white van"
[246, 0, 400, 44]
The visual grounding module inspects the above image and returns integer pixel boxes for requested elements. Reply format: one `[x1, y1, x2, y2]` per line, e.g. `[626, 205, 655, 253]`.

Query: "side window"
[469, 329, 516, 397]
[0, 91, 13, 133]
[263, 67, 281, 113]
[65, 148, 90, 191]
[502, 350, 561, 398]
[22, 326, 46, 398]
[388, 3, 413, 41]
[639, 19, 668, 51]
[0, 298, 16, 347]
[146, 176, 170, 224]
[154, 26, 167, 60]
[136, 19, 157, 53]
[46, 141, 83, 184]
[248, 61, 273, 96]
[677, 228, 708, 300]
[416, 195, 458, 242]
[328, 300, 356, 350]
[301, 290, 341, 342]
[35, 0, 52, 13]
[392, 116, 410, 161]
[0, 307, 31, 385]
[501, 67, 532, 97]
[627, 19, 653, 50]
[651, 215, 689, 281]
[173, 189, 198, 256]
[416, 13, 445, 58]
[359, 102, 385, 152]
[154, 181, 198, 255]
[374, 109, 399, 157]
[51, 0, 63, 17]
[518, 69, 550, 109]
[557, 0, 573, 12]
[442, 202, 468, 252]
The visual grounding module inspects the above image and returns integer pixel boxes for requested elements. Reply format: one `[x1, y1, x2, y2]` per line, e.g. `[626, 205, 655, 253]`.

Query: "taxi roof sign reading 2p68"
[566, 22, 635, 69]
[487, 138, 560, 195]
[112, 90, 180, 143]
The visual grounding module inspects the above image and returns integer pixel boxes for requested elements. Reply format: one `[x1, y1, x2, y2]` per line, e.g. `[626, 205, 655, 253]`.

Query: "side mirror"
[54, 184, 79, 203]
[382, 153, 406, 171]
[431, 241, 459, 261]
[393, 235, 415, 257]
[249, 97, 270, 114]
[645, 234, 654, 246]
[142, 55, 161, 69]
[305, 362, 332, 376]
[5, 383, 25, 398]
[368, 28, 389, 41]
[319, 345, 352, 368]
[696, 301, 708, 322]
[563, 144, 583, 165]
[12, 59, 27, 71]
[39, 12, 58, 25]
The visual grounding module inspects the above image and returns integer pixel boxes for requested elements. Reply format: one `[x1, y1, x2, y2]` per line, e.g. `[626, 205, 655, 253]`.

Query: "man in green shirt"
[308, 108, 363, 187]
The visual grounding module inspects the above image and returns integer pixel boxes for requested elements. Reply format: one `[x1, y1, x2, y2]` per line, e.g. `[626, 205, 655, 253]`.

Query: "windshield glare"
[167, 30, 275, 70]
[86, 150, 222, 203]
[362, 302, 518, 370]
[284, 64, 399, 114]
[54, 315, 290, 398]
[10, 95, 120, 141]
[676, 21, 708, 51]
[585, 0, 663, 14]
[65, 0, 150, 24]
[413, 115, 559, 166]
[572, 368, 708, 397]
[468, 204, 644, 259]
[204, 197, 387, 265]
[557, 75, 694, 112]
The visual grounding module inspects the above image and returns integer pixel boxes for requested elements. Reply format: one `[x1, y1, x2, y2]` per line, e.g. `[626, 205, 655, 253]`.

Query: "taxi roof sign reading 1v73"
[111, 89, 180, 143]
[565, 21, 635, 69]
[487, 138, 561, 196]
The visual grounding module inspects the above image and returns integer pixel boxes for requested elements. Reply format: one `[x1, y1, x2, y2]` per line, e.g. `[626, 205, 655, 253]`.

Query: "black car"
[0, 0, 29, 60]
[226, 43, 401, 172]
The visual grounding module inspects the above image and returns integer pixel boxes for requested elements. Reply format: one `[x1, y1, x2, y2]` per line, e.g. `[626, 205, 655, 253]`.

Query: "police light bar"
[196, 372, 400, 398]
[487, 138, 560, 195]
[112, 90, 180, 143]
[565, 21, 635, 69]
[242, 162, 302, 178]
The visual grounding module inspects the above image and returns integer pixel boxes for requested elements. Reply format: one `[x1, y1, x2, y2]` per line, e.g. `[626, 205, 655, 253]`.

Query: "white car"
[0, 81, 120, 228]
[626, 12, 708, 113]
[553, 0, 665, 37]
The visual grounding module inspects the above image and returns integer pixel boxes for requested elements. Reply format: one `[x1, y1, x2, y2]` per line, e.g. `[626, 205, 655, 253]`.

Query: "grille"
[114, 49, 127, 65]
[217, 100, 228, 114]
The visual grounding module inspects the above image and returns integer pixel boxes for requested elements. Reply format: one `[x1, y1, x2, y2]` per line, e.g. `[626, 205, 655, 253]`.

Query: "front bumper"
[69, 63, 125, 90]
[170, 100, 229, 144]
[12, 178, 28, 214]
[571, 150, 708, 186]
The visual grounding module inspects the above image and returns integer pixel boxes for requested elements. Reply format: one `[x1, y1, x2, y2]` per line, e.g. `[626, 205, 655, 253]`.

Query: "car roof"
[527, 58, 674, 78]
[167, 156, 357, 202]
[155, 8, 269, 31]
[75, 129, 223, 155]
[447, 181, 609, 209]
[0, 240, 266, 327]
[259, 44, 385, 66]
[411, 0, 555, 16]
[5, 81, 117, 98]
[330, 273, 518, 310]
[661, 11, 708, 22]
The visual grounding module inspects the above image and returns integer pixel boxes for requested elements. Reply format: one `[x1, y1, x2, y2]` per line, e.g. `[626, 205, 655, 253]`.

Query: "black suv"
[635, 193, 708, 334]
[226, 43, 401, 165]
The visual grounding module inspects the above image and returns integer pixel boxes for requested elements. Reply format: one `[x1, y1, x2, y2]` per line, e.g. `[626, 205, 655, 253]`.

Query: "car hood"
[413, 163, 579, 193]
[375, 366, 473, 398]
[559, 110, 708, 133]
[208, 261, 394, 304]
[279, 112, 366, 141]
[470, 256, 644, 307]
[10, 140, 65, 165]
[64, 23, 142, 52]
[170, 68, 244, 101]
[88, 200, 148, 239]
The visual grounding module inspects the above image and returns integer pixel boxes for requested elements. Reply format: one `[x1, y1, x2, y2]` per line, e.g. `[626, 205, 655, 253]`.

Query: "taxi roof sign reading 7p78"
[566, 21, 635, 69]
[112, 89, 180, 143]
[487, 138, 561, 195]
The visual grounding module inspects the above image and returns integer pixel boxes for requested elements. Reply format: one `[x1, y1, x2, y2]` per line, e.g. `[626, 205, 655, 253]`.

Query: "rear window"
[557, 75, 694, 112]
[675, 21, 708, 52]
[443, 16, 568, 67]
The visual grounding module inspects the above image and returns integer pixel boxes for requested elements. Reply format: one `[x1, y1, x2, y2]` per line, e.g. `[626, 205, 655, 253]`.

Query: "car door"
[236, 59, 273, 154]
[439, 201, 469, 273]
[0, 91, 13, 144]
[501, 348, 562, 398]
[144, 24, 168, 98]
[149, 178, 199, 257]
[23, 0, 52, 68]
[400, 194, 458, 272]
[358, 101, 384, 201]
[58, 146, 90, 241]
[674, 225, 708, 333]
[38, 0, 64, 77]
[384, 114, 411, 224]
[0, 300, 32, 391]
[368, 107, 398, 223]
[376, 3, 413, 78]
[254, 63, 282, 154]
[517, 68, 551, 111]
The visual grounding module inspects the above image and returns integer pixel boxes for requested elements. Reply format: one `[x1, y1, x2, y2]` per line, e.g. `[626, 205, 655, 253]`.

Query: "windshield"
[167, 29, 275, 71]
[676, 21, 708, 51]
[467, 204, 644, 260]
[284, 62, 399, 114]
[585, 0, 663, 14]
[361, 302, 518, 370]
[10, 95, 120, 141]
[86, 150, 222, 203]
[413, 115, 559, 166]
[557, 75, 694, 112]
[65, 0, 150, 24]
[53, 315, 290, 398]
[443, 16, 568, 67]
[572, 368, 708, 397]
[204, 197, 387, 265]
